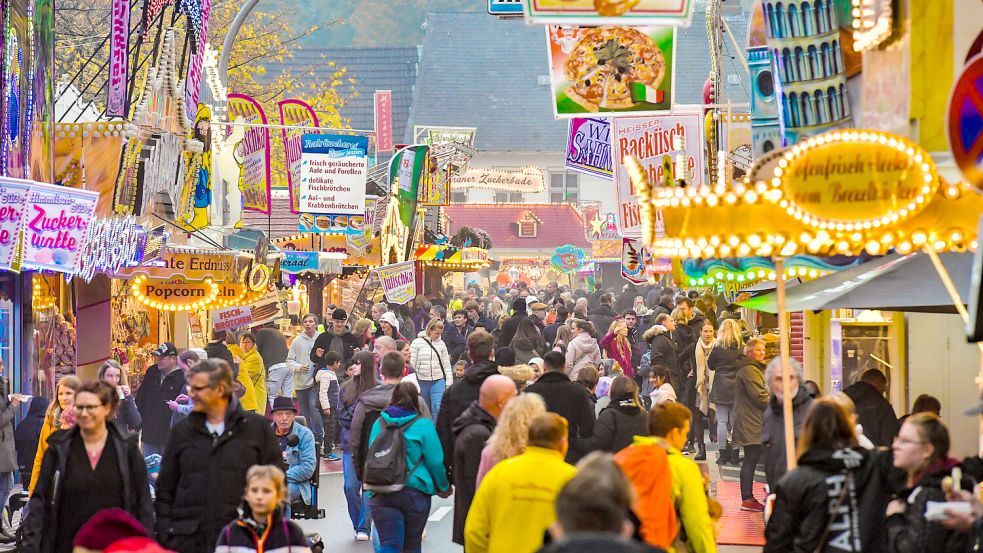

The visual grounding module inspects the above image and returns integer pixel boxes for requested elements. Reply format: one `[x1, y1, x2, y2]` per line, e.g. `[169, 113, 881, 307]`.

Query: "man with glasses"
[155, 359, 281, 553]
[135, 342, 187, 456]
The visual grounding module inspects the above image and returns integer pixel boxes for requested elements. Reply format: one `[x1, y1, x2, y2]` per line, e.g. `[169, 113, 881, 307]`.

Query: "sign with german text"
[374, 91, 394, 153]
[612, 109, 704, 237]
[566, 118, 613, 178]
[106, 0, 130, 117]
[377, 261, 416, 305]
[525, 0, 694, 25]
[211, 305, 254, 332]
[279, 99, 320, 213]
[0, 178, 29, 270]
[451, 166, 545, 192]
[21, 182, 98, 274]
[299, 134, 368, 216]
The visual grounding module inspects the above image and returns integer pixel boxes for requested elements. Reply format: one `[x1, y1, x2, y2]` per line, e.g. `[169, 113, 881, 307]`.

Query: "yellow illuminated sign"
[131, 276, 219, 311]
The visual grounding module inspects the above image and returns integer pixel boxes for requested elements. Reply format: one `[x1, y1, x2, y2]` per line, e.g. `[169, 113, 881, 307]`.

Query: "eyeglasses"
[893, 436, 927, 446]
[75, 404, 104, 412]
[189, 384, 212, 393]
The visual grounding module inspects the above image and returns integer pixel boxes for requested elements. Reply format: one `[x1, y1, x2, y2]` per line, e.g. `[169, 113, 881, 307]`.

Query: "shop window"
[494, 191, 522, 203]
[515, 212, 541, 238]
[550, 172, 579, 205]
[451, 189, 468, 203]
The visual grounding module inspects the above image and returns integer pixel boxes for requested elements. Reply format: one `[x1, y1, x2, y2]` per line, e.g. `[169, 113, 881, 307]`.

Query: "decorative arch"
[781, 92, 789, 126]
[839, 83, 849, 117]
[815, 0, 827, 32]
[789, 91, 801, 126]
[788, 3, 799, 37]
[827, 86, 839, 120]
[801, 91, 813, 125]
[807, 44, 818, 79]
[831, 39, 841, 74]
[813, 89, 825, 123]
[782, 47, 793, 82]
[775, 2, 786, 37]
[765, 3, 776, 35]
[820, 42, 831, 77]
[794, 46, 805, 81]
[801, 2, 813, 34]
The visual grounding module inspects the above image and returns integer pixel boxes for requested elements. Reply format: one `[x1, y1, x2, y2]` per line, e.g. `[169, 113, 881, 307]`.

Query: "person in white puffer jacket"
[410, 318, 453, 417]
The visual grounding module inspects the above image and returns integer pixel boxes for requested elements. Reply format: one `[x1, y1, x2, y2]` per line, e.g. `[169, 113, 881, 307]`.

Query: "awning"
[738, 252, 974, 314]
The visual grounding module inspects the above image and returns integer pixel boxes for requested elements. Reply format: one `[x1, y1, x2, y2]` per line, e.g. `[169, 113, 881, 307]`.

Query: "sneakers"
[740, 499, 765, 512]
[355, 532, 370, 541]
[326, 452, 341, 462]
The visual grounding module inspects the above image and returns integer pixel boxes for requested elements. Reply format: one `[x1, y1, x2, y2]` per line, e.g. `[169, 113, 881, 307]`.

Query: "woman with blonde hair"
[475, 392, 547, 487]
[498, 365, 536, 390]
[351, 318, 375, 351]
[600, 320, 634, 379]
[552, 324, 572, 354]
[708, 318, 745, 466]
[29, 375, 82, 494]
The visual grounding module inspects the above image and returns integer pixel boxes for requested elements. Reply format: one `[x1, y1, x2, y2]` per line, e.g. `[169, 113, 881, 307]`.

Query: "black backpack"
[362, 416, 422, 493]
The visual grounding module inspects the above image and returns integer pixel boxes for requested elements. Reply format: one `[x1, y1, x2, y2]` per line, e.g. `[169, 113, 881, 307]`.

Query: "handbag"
[423, 338, 448, 382]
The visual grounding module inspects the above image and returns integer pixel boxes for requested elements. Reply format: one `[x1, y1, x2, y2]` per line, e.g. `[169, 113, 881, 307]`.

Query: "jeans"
[297, 387, 324, 444]
[369, 487, 431, 553]
[0, 472, 11, 526]
[715, 403, 734, 452]
[343, 451, 372, 534]
[740, 444, 764, 500]
[267, 363, 294, 403]
[417, 379, 446, 418]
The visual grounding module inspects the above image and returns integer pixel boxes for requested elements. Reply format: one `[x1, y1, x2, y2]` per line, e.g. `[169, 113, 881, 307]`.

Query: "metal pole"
[211, 120, 375, 134]
[775, 257, 796, 471]
[218, 0, 261, 87]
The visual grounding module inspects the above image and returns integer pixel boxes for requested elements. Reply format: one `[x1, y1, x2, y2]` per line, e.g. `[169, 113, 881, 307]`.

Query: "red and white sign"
[211, 305, 254, 332]
[106, 0, 131, 117]
[374, 90, 394, 153]
[612, 109, 704, 237]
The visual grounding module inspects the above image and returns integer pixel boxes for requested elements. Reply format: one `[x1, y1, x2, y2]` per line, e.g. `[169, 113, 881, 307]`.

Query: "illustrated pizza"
[562, 26, 666, 111]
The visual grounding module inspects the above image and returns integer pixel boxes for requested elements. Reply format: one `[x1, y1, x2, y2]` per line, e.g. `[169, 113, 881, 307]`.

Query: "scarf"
[695, 338, 714, 414]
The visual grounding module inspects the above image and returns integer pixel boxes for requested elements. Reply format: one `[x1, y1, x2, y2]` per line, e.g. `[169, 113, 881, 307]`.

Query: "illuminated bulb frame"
[851, 0, 893, 52]
[130, 275, 220, 312]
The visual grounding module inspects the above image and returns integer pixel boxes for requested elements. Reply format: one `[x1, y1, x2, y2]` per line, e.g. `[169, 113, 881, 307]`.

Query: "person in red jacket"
[600, 320, 635, 379]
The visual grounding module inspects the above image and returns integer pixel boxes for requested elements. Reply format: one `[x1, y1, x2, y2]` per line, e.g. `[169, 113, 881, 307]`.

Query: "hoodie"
[436, 359, 501, 476]
[451, 402, 497, 544]
[589, 396, 649, 453]
[565, 332, 602, 380]
[765, 447, 900, 553]
[287, 331, 319, 390]
[350, 383, 431, 480]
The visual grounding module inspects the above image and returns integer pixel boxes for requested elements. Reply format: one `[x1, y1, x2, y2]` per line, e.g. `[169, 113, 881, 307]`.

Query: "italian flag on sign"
[630, 83, 664, 104]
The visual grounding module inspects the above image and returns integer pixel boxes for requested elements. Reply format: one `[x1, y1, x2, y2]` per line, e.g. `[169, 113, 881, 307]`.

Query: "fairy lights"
[130, 275, 220, 311]
[852, 0, 894, 52]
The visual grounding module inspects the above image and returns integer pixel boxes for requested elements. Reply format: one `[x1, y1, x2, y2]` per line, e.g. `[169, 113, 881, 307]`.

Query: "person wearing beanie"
[71, 507, 150, 552]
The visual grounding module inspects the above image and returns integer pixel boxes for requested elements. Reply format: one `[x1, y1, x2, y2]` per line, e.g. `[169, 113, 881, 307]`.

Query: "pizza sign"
[546, 25, 675, 118]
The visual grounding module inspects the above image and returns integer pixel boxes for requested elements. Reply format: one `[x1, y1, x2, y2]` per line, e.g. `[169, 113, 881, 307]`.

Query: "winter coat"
[410, 333, 453, 384]
[436, 359, 501, 476]
[310, 328, 358, 371]
[315, 368, 340, 412]
[443, 322, 471, 363]
[627, 327, 647, 373]
[465, 446, 576, 553]
[451, 402, 497, 544]
[543, 319, 566, 347]
[239, 347, 267, 414]
[204, 340, 236, 371]
[23, 424, 154, 553]
[134, 364, 187, 447]
[600, 333, 635, 378]
[29, 413, 60, 494]
[589, 396, 649, 453]
[589, 305, 617, 339]
[366, 407, 450, 496]
[644, 326, 681, 388]
[287, 331, 319, 390]
[525, 372, 596, 463]
[887, 460, 972, 553]
[565, 332, 602, 380]
[613, 437, 677, 549]
[732, 358, 768, 446]
[350, 383, 431, 481]
[15, 396, 47, 488]
[513, 327, 547, 365]
[215, 504, 311, 553]
[0, 377, 17, 473]
[154, 402, 283, 553]
[337, 380, 358, 451]
[279, 421, 317, 505]
[762, 386, 814, 490]
[112, 393, 142, 434]
[498, 312, 527, 348]
[765, 447, 901, 553]
[706, 346, 742, 407]
[254, 327, 289, 369]
[843, 380, 900, 447]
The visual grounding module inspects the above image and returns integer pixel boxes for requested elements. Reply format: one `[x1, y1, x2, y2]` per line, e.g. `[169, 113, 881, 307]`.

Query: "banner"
[298, 213, 365, 234]
[418, 152, 450, 206]
[451, 166, 545, 192]
[0, 179, 29, 270]
[566, 118, 613, 178]
[722, 112, 753, 177]
[377, 261, 416, 305]
[621, 237, 649, 284]
[547, 25, 675, 118]
[211, 305, 253, 332]
[115, 249, 237, 281]
[582, 204, 620, 241]
[392, 146, 427, 229]
[551, 245, 587, 273]
[227, 93, 272, 214]
[21, 182, 98, 273]
[183, 0, 211, 120]
[524, 0, 694, 26]
[279, 251, 320, 274]
[299, 134, 367, 215]
[107, 0, 130, 117]
[414, 126, 477, 148]
[374, 91, 393, 153]
[612, 109, 704, 237]
[279, 99, 320, 213]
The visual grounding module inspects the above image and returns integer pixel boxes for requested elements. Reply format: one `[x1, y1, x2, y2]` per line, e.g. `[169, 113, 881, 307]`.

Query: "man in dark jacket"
[437, 332, 500, 476]
[588, 293, 617, 338]
[135, 342, 187, 456]
[762, 358, 814, 491]
[543, 305, 569, 347]
[497, 297, 529, 347]
[450, 375, 517, 545]
[649, 294, 674, 323]
[311, 308, 359, 370]
[622, 309, 647, 373]
[204, 329, 236, 373]
[466, 300, 497, 332]
[444, 309, 473, 363]
[155, 359, 282, 553]
[643, 314, 680, 389]
[525, 352, 596, 463]
[843, 368, 900, 447]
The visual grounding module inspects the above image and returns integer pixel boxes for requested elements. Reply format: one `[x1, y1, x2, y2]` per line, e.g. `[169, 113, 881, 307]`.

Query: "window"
[451, 189, 468, 203]
[549, 172, 580, 204]
[515, 212, 541, 238]
[494, 191, 523, 203]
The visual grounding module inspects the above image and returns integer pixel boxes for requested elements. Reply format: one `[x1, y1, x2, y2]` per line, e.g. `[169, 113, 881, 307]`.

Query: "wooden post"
[775, 258, 797, 471]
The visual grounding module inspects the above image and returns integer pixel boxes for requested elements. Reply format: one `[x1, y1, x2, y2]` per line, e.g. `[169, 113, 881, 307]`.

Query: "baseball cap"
[331, 308, 348, 321]
[151, 342, 178, 357]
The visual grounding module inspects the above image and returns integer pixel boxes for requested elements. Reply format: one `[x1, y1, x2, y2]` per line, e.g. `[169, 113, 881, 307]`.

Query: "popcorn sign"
[0, 179, 29, 270]
[21, 182, 99, 273]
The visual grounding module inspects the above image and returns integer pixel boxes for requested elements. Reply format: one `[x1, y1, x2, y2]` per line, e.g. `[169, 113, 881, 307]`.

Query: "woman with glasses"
[338, 351, 378, 542]
[22, 381, 152, 553]
[885, 413, 972, 553]
[410, 318, 453, 417]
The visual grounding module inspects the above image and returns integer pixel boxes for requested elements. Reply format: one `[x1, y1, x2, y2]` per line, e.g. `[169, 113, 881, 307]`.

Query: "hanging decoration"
[179, 103, 212, 231]
[551, 244, 587, 273]
[106, 0, 131, 117]
[227, 93, 272, 215]
[21, 182, 99, 274]
[183, 0, 211, 118]
[142, 0, 175, 36]
[74, 216, 144, 282]
[278, 99, 320, 213]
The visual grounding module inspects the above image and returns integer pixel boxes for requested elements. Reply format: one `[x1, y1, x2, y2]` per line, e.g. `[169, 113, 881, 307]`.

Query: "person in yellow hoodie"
[465, 412, 577, 553]
[237, 333, 267, 414]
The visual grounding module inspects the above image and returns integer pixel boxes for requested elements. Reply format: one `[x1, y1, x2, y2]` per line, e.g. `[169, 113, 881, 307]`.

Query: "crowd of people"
[4, 280, 983, 552]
